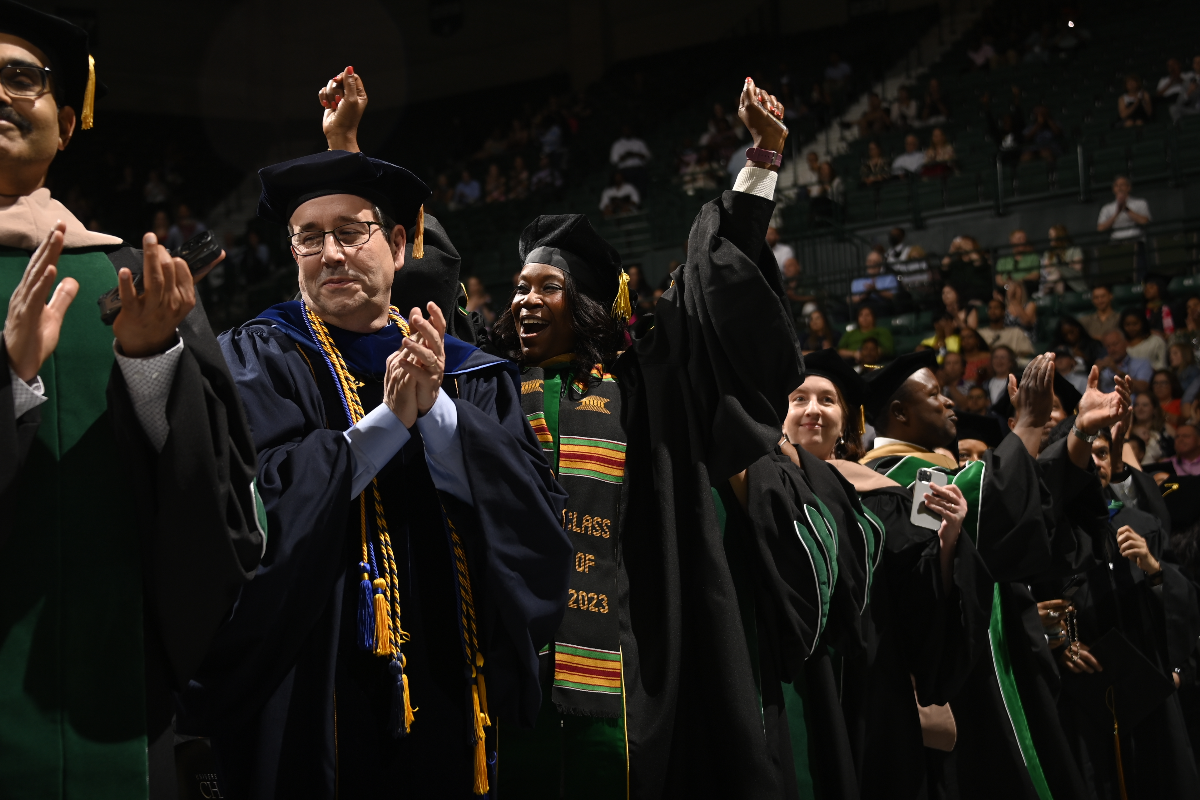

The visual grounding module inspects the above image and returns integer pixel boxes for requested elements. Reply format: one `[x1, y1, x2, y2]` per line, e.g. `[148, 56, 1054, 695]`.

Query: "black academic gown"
[1055, 502, 1200, 800]
[179, 310, 570, 800]
[857, 434, 1094, 800]
[1, 244, 263, 799]
[614, 189, 807, 798]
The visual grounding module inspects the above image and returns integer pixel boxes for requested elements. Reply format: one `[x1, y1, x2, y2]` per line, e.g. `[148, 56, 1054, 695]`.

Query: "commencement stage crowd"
[3, 4, 1200, 800]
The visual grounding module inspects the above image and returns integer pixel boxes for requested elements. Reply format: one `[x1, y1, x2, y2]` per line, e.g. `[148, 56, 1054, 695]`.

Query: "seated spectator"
[1169, 342, 1199, 391]
[1156, 58, 1189, 101]
[143, 169, 169, 205]
[1054, 315, 1108, 369]
[994, 228, 1041, 289]
[808, 82, 833, 124]
[610, 124, 652, 192]
[151, 208, 171, 244]
[986, 345, 1017, 403]
[165, 202, 207, 251]
[800, 308, 837, 353]
[891, 134, 926, 176]
[849, 248, 898, 311]
[959, 327, 991, 383]
[1021, 105, 1063, 162]
[918, 313, 961, 363]
[968, 37, 997, 70]
[838, 304, 895, 363]
[1080, 284, 1121, 340]
[856, 93, 892, 138]
[453, 170, 482, 206]
[1040, 224, 1086, 295]
[1054, 347, 1089, 395]
[1152, 369, 1184, 424]
[939, 235, 992, 303]
[703, 103, 742, 144]
[508, 156, 530, 200]
[1117, 74, 1153, 127]
[767, 222, 800, 276]
[809, 162, 844, 223]
[978, 297, 1035, 365]
[823, 52, 853, 95]
[893, 245, 936, 299]
[1099, 329, 1153, 393]
[1170, 56, 1200, 121]
[507, 117, 530, 150]
[860, 141, 892, 186]
[599, 171, 640, 216]
[530, 154, 563, 195]
[964, 384, 992, 414]
[431, 173, 454, 206]
[1002, 281, 1037, 342]
[1132, 392, 1173, 464]
[1121, 309, 1167, 369]
[782, 258, 818, 316]
[536, 113, 564, 156]
[890, 86, 919, 129]
[793, 150, 822, 194]
[1165, 422, 1200, 475]
[464, 275, 496, 328]
[475, 126, 509, 160]
[856, 338, 883, 371]
[939, 283, 979, 331]
[920, 78, 950, 126]
[885, 226, 911, 263]
[704, 116, 740, 164]
[484, 163, 507, 204]
[680, 147, 720, 196]
[1142, 276, 1177, 335]
[921, 128, 955, 178]
[939, 350, 972, 407]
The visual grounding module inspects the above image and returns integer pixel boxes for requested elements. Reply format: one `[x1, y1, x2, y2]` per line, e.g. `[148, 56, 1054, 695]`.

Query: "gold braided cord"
[303, 303, 410, 659]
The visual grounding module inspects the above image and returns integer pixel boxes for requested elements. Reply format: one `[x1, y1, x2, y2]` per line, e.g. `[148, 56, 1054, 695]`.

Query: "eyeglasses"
[289, 221, 383, 256]
[0, 65, 52, 98]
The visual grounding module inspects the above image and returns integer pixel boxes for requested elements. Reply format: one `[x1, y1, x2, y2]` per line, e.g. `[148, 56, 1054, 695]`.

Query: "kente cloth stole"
[521, 364, 625, 717]
[880, 456, 1055, 800]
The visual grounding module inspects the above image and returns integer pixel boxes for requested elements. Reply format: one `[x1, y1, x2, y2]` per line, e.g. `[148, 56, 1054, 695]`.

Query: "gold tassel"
[372, 578, 391, 656]
[1108, 687, 1129, 800]
[472, 684, 489, 794]
[475, 651, 490, 727]
[858, 405, 866, 435]
[401, 655, 416, 734]
[412, 205, 425, 259]
[81, 55, 96, 130]
[611, 269, 632, 320]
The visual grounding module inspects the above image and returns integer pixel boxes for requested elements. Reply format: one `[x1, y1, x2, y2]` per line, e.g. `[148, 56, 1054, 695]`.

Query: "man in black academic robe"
[1, 5, 262, 798]
[177, 150, 570, 799]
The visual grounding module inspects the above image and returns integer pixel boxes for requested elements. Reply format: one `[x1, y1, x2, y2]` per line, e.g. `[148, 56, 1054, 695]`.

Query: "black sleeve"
[0, 335, 41, 547]
[1036, 436, 1108, 576]
[107, 295, 265, 691]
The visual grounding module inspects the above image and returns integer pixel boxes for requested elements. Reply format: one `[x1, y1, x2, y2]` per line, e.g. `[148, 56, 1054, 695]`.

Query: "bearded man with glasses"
[0, 2, 266, 799]
[175, 143, 571, 799]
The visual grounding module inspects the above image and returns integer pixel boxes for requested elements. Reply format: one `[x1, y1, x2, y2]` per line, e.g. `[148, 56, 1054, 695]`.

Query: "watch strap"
[1071, 426, 1097, 443]
[746, 147, 783, 167]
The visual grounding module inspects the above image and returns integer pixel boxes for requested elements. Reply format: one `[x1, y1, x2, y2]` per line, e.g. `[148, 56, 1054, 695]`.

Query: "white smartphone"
[910, 468, 948, 530]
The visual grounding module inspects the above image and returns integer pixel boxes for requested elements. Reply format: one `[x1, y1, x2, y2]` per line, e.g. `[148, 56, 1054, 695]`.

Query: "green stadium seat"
[1092, 242, 1139, 284]
[1130, 140, 1168, 178]
[1053, 158, 1081, 191]
[893, 333, 927, 355]
[1015, 163, 1050, 196]
[944, 174, 979, 207]
[1155, 234, 1195, 277]
[1060, 291, 1093, 314]
[1168, 274, 1200, 297]
[915, 182, 944, 214]
[846, 190, 876, 223]
[876, 183, 911, 221]
[1111, 283, 1142, 306]
[888, 312, 916, 333]
[1090, 145, 1127, 185]
[913, 310, 934, 330]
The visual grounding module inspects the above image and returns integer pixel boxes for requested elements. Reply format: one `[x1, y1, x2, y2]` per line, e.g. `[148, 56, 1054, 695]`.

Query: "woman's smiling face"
[512, 263, 575, 364]
[784, 375, 845, 461]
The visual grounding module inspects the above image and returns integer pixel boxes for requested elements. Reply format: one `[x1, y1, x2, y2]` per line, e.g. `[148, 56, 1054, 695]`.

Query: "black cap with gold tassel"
[796, 348, 869, 433]
[611, 269, 632, 321]
[518, 214, 625, 316]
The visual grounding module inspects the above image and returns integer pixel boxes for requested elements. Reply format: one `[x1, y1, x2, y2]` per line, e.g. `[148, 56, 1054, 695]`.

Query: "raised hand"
[112, 233, 196, 358]
[1076, 367, 1129, 435]
[1116, 525, 1161, 574]
[320, 66, 367, 153]
[4, 221, 78, 382]
[391, 302, 447, 417]
[1009, 352, 1054, 431]
[737, 77, 788, 161]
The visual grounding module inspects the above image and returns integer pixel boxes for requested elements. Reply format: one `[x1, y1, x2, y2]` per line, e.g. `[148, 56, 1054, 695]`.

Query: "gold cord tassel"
[1108, 687, 1129, 800]
[372, 578, 392, 656]
[472, 684, 489, 794]
[858, 405, 866, 435]
[611, 270, 632, 320]
[401, 656, 416, 734]
[475, 651, 490, 727]
[81, 55, 96, 130]
[412, 205, 425, 259]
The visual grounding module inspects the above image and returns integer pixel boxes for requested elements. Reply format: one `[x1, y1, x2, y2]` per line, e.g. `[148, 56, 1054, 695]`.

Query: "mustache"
[0, 104, 33, 134]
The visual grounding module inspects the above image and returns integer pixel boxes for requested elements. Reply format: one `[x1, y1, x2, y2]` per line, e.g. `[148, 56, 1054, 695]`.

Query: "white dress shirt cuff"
[733, 166, 778, 200]
[417, 390, 473, 505]
[344, 402, 412, 499]
[10, 367, 47, 419]
[114, 336, 184, 453]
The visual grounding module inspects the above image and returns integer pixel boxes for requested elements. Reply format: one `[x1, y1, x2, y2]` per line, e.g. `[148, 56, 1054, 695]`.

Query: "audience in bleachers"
[890, 86, 919, 129]
[979, 297, 1035, 364]
[850, 248, 897, 312]
[1054, 346, 1090, 394]
[1080, 284, 1120, 340]
[1098, 176, 1152, 239]
[940, 235, 992, 302]
[1039, 224, 1086, 294]
[856, 93, 893, 138]
[799, 308, 837, 353]
[891, 134, 927, 176]
[1099, 328, 1153, 393]
[959, 327, 992, 383]
[1165, 421, 1200, 474]
[1054, 316, 1107, 369]
[920, 78, 951, 126]
[985, 344, 1017, 402]
[1152, 368, 1185, 424]
[921, 127, 957, 177]
[1132, 391, 1173, 463]
[767, 223, 800, 276]
[453, 170, 482, 206]
[600, 171, 641, 216]
[1123, 308, 1168, 369]
[994, 228, 1041, 289]
[838, 305, 895, 362]
[1118, 74, 1154, 126]
[859, 141, 892, 185]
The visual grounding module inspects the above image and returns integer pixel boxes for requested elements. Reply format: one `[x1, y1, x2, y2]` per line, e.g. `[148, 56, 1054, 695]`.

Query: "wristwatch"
[1070, 426, 1097, 443]
[746, 147, 783, 168]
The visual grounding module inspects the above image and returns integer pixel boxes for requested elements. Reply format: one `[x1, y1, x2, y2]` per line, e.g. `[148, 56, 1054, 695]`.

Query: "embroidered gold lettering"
[522, 379, 544, 394]
[575, 552, 596, 573]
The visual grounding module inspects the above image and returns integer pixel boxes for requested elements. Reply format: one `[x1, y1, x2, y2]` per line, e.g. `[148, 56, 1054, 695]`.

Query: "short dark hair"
[862, 337, 880, 348]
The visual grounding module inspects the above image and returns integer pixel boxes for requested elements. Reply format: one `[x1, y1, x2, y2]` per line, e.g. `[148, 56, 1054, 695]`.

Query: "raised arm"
[320, 66, 367, 153]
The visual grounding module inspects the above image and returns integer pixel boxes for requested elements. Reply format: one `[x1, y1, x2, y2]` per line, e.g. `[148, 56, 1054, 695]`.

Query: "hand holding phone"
[910, 468, 949, 529]
[98, 230, 223, 325]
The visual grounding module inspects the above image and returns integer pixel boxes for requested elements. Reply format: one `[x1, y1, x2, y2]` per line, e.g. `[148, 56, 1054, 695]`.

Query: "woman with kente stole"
[497, 79, 827, 797]
[177, 148, 572, 799]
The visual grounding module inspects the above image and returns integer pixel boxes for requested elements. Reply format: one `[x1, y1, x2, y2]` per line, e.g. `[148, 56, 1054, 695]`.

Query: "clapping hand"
[1076, 368, 1130, 435]
[383, 302, 447, 427]
[112, 233, 201, 358]
[738, 77, 788, 162]
[320, 66, 367, 153]
[4, 221, 78, 382]
[1009, 352, 1054, 431]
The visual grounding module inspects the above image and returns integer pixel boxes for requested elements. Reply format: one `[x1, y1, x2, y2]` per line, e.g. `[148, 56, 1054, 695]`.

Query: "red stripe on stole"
[556, 662, 622, 681]
[559, 450, 624, 470]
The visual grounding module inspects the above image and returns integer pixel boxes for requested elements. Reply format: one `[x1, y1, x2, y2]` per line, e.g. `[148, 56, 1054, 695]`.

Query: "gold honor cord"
[302, 302, 416, 735]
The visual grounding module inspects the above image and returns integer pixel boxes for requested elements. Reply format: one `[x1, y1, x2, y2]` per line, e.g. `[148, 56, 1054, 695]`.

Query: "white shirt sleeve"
[10, 367, 47, 419]
[733, 166, 778, 200]
[114, 336, 185, 453]
[1098, 202, 1117, 225]
[1128, 197, 1152, 220]
[344, 402, 412, 499]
